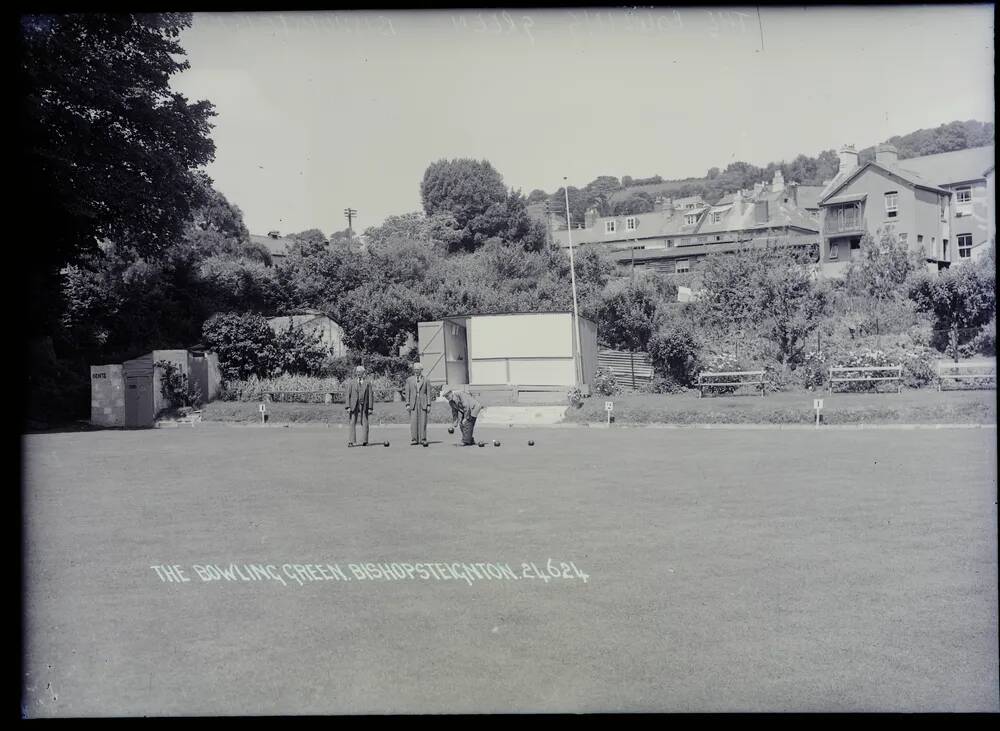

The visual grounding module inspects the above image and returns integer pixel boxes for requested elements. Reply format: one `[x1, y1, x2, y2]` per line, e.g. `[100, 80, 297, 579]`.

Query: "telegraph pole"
[563, 178, 584, 387]
[344, 208, 357, 238]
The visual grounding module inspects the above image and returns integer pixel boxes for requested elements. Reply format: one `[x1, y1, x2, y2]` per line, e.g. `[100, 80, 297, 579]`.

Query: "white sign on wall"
[605, 401, 614, 412]
[813, 399, 824, 410]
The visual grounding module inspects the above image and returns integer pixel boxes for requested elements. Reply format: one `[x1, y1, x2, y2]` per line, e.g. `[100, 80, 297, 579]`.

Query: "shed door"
[418, 321, 447, 384]
[190, 355, 209, 404]
[125, 375, 154, 428]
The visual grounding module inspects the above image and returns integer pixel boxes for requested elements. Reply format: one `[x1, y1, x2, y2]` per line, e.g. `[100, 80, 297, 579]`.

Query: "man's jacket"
[448, 390, 483, 421]
[345, 377, 374, 413]
[405, 375, 433, 411]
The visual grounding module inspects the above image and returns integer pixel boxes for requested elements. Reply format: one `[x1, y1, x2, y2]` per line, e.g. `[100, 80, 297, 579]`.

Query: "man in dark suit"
[441, 387, 484, 446]
[404, 362, 432, 446]
[345, 365, 373, 446]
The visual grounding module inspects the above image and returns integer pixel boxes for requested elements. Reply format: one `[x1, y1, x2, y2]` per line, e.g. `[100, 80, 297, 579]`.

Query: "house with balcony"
[818, 144, 995, 275]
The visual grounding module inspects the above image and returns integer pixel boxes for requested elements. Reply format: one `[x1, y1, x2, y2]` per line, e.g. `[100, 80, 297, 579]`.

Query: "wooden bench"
[937, 362, 997, 391]
[828, 365, 902, 393]
[697, 370, 766, 398]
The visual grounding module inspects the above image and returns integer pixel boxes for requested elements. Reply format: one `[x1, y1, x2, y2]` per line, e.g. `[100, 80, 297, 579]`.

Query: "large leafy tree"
[843, 230, 920, 345]
[909, 260, 996, 357]
[421, 158, 544, 251]
[19, 13, 217, 337]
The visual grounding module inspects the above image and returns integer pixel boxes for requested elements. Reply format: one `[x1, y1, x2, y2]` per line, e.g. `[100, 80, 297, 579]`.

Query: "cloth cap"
[355, 366, 365, 373]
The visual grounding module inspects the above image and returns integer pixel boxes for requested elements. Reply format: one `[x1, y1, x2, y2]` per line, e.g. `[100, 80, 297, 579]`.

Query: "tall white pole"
[563, 177, 584, 387]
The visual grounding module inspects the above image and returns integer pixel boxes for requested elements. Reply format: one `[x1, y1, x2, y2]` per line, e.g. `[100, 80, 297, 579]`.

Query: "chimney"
[267, 230, 281, 239]
[838, 145, 859, 176]
[788, 182, 799, 207]
[875, 143, 899, 165]
[772, 169, 785, 194]
[754, 200, 769, 224]
[584, 207, 598, 228]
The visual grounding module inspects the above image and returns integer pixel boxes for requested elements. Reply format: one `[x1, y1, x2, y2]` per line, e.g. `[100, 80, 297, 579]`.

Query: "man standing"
[345, 365, 373, 447]
[405, 362, 432, 446]
[441, 387, 484, 446]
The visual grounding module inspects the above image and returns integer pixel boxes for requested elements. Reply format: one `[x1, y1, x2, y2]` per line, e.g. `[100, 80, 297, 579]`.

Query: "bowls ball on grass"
[528, 440, 535, 446]
[493, 440, 500, 447]
[383, 440, 390, 447]
[447, 427, 455, 434]
[478, 441, 485, 448]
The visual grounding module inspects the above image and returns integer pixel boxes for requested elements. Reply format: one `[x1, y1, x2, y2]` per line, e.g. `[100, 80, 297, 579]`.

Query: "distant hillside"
[537, 120, 994, 225]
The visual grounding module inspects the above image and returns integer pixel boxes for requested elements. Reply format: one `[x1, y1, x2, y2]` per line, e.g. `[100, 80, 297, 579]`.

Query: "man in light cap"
[404, 361, 432, 446]
[441, 387, 483, 446]
[345, 365, 373, 446]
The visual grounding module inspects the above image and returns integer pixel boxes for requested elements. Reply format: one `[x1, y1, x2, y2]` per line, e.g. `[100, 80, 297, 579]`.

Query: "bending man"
[442, 387, 483, 446]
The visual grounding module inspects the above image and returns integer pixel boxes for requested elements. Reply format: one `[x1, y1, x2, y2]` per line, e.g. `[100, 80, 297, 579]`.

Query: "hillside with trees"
[543, 120, 994, 224]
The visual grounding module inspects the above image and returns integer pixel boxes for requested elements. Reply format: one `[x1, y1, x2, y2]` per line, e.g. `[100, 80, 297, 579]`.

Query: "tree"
[201, 312, 278, 380]
[285, 228, 329, 256]
[584, 175, 622, 216]
[19, 13, 217, 337]
[844, 230, 918, 346]
[594, 276, 665, 352]
[756, 247, 831, 369]
[421, 159, 507, 230]
[698, 243, 829, 368]
[613, 192, 655, 216]
[909, 260, 996, 359]
[526, 188, 549, 204]
[420, 159, 543, 252]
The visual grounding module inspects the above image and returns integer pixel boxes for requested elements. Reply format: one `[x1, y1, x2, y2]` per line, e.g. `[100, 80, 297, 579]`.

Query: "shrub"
[637, 376, 686, 394]
[220, 375, 341, 403]
[321, 353, 415, 385]
[155, 360, 203, 410]
[700, 353, 745, 395]
[798, 350, 829, 391]
[567, 386, 584, 408]
[647, 323, 703, 389]
[592, 367, 620, 396]
[830, 349, 900, 392]
[960, 317, 996, 358]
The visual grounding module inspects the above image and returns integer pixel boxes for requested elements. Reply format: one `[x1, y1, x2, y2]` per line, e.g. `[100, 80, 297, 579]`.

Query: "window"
[917, 235, 924, 245]
[666, 238, 674, 248]
[685, 213, 698, 225]
[899, 232, 908, 243]
[604, 220, 616, 234]
[675, 259, 690, 273]
[711, 211, 722, 223]
[829, 243, 839, 260]
[958, 233, 973, 258]
[956, 187, 972, 205]
[942, 239, 948, 260]
[625, 217, 637, 232]
[850, 239, 861, 250]
[884, 191, 898, 218]
[715, 235, 722, 241]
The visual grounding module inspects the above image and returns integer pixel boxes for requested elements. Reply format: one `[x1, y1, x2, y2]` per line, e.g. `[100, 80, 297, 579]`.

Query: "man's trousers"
[348, 410, 369, 444]
[409, 408, 428, 443]
[460, 415, 477, 445]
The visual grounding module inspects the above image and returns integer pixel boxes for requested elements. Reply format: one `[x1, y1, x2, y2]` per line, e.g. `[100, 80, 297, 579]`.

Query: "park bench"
[697, 370, 766, 398]
[936, 362, 997, 391]
[828, 365, 902, 394]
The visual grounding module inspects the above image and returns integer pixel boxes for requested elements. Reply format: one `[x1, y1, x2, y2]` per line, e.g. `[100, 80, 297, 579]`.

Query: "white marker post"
[605, 400, 614, 427]
[259, 402, 267, 425]
[813, 398, 824, 427]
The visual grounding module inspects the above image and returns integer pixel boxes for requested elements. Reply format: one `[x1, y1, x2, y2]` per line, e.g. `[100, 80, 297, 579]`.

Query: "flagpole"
[563, 177, 584, 387]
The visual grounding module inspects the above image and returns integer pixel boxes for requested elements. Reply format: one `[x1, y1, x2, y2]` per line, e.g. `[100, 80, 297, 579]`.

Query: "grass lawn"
[565, 388, 997, 425]
[199, 388, 998, 427]
[22, 425, 998, 714]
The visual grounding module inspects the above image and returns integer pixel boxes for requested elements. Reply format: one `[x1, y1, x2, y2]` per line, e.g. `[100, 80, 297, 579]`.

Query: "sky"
[169, 5, 995, 237]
